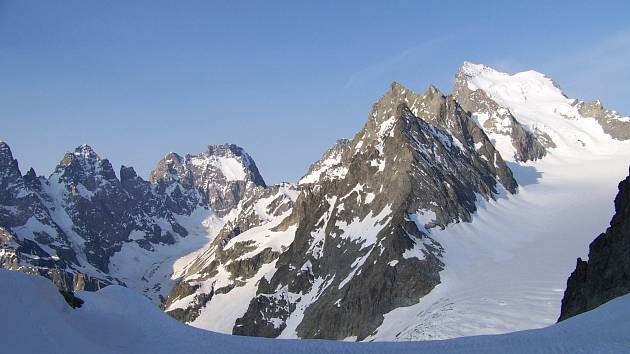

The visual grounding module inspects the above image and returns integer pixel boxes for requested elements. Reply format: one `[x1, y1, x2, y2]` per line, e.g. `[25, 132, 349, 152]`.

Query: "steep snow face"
[368, 63, 630, 341]
[190, 155, 247, 182]
[161, 183, 300, 330]
[2, 269, 630, 354]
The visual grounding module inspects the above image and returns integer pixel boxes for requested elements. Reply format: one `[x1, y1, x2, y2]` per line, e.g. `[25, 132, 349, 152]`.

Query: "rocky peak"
[53, 145, 119, 191]
[119, 165, 139, 185]
[457, 61, 493, 82]
[232, 81, 519, 340]
[366, 82, 442, 128]
[149, 144, 266, 217]
[0, 141, 22, 187]
[149, 152, 191, 186]
[120, 165, 152, 198]
[191, 144, 266, 186]
[74, 144, 100, 160]
[0, 141, 15, 161]
[360, 82, 517, 193]
[22, 168, 40, 190]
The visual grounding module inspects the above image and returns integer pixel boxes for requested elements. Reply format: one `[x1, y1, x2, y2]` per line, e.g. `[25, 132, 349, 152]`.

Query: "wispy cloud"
[485, 30, 630, 113]
[547, 30, 630, 104]
[343, 38, 446, 90]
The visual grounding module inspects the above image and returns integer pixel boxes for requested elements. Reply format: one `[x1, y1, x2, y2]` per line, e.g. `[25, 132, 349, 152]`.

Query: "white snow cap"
[73, 144, 100, 160]
[459, 61, 494, 77]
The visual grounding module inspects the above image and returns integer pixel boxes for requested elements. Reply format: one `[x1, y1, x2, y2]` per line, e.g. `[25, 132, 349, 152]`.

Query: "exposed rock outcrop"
[559, 167, 630, 321]
[575, 100, 630, 140]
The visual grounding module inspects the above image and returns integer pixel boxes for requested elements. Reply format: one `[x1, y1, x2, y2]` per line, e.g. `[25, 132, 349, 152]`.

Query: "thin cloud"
[343, 38, 446, 90]
[480, 30, 630, 113]
[541, 29, 630, 110]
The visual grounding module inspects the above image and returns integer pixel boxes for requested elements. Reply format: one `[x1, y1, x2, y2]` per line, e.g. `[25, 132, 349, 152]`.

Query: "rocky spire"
[0, 141, 22, 188]
[52, 144, 119, 190]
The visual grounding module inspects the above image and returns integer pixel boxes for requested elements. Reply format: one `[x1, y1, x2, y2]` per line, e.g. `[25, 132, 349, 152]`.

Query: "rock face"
[45, 145, 138, 272]
[230, 83, 517, 340]
[559, 167, 630, 321]
[574, 100, 630, 140]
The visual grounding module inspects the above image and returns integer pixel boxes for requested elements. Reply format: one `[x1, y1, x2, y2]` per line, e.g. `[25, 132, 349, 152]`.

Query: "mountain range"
[1, 62, 630, 341]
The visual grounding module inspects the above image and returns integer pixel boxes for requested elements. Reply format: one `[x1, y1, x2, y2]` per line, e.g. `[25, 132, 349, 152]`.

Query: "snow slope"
[1, 269, 629, 354]
[369, 63, 630, 340]
[107, 208, 225, 302]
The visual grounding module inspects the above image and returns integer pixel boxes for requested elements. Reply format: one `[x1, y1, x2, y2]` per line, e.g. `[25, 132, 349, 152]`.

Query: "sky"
[1, 0, 629, 184]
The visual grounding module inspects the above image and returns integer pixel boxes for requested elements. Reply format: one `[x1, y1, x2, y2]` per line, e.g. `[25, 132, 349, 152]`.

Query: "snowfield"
[1, 269, 629, 354]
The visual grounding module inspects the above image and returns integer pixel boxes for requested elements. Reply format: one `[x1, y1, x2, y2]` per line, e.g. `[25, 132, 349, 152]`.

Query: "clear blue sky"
[2, 1, 629, 184]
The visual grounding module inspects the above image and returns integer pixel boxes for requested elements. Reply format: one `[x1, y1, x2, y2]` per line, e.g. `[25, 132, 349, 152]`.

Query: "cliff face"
[559, 167, 630, 321]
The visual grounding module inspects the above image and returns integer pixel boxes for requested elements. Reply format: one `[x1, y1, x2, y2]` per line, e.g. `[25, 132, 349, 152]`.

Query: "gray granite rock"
[575, 100, 630, 140]
[559, 166, 630, 321]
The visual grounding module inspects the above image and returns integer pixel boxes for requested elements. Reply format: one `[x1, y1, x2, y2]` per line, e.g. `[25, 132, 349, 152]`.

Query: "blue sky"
[2, 0, 629, 184]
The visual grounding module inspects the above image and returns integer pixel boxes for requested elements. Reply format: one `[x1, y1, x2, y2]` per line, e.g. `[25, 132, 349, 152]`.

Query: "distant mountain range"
[1, 62, 629, 341]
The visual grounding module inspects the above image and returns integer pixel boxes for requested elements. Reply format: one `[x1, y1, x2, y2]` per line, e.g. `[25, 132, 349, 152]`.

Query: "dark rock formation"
[559, 167, 630, 321]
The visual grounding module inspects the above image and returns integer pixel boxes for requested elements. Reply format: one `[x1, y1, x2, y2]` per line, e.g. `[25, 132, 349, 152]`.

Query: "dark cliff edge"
[559, 166, 630, 321]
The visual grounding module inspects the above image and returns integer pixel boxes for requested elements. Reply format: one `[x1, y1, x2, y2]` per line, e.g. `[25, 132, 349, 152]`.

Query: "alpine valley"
[2, 62, 630, 343]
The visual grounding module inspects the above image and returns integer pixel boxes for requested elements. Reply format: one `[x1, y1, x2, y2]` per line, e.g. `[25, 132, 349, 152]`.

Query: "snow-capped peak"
[463, 65, 564, 104]
[73, 144, 100, 160]
[459, 61, 494, 79]
[187, 144, 260, 183]
[455, 62, 630, 154]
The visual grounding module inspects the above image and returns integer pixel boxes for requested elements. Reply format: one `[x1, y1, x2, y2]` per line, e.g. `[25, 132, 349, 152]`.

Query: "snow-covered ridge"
[2, 269, 630, 354]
